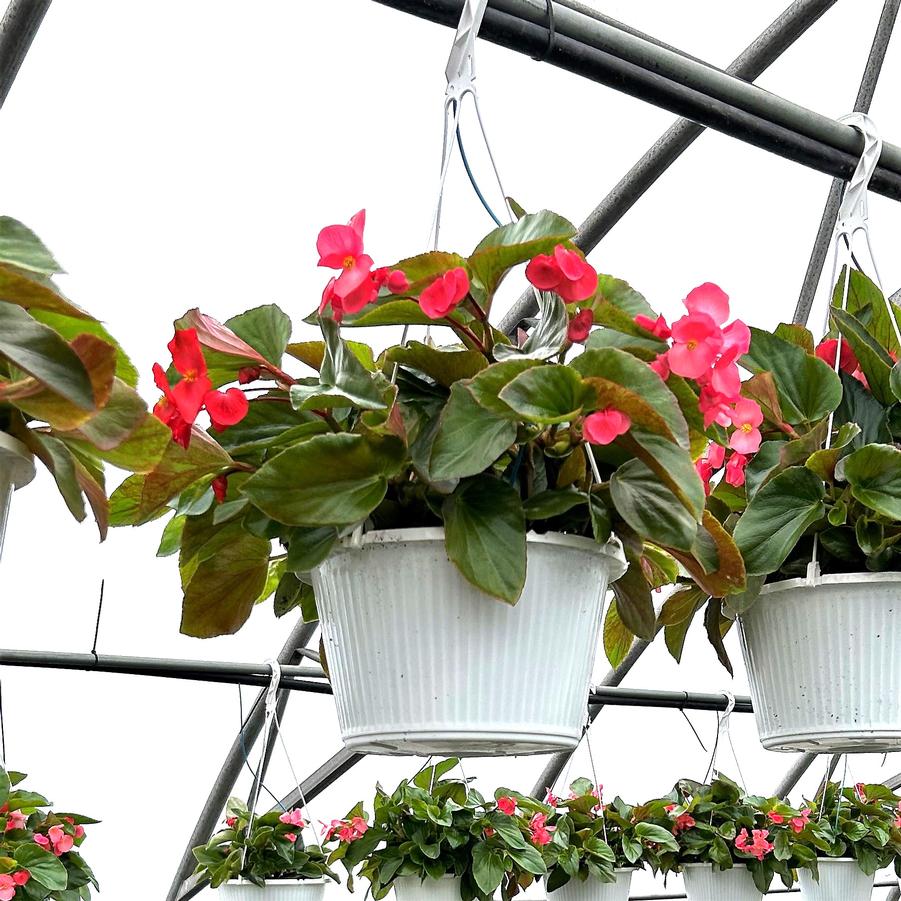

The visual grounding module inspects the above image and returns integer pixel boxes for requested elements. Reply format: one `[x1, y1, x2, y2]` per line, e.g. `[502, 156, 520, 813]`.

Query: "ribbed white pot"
[798, 858, 873, 900]
[681, 863, 762, 901]
[218, 878, 328, 900]
[0, 433, 35, 564]
[740, 573, 901, 752]
[313, 528, 627, 756]
[393, 875, 461, 901]
[555, 869, 636, 901]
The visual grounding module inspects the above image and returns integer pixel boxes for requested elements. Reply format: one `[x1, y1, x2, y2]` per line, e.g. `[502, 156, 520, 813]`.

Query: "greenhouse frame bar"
[1, 0, 900, 899]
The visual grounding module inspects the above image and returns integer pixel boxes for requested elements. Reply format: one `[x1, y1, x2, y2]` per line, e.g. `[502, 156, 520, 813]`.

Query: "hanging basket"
[0, 433, 35, 562]
[312, 527, 626, 756]
[740, 573, 901, 752]
[555, 870, 636, 901]
[392, 875, 461, 901]
[218, 878, 328, 899]
[798, 859, 873, 900]
[681, 864, 762, 901]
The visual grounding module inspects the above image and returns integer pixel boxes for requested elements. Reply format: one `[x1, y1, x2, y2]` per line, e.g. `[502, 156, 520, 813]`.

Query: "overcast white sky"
[2, 1, 901, 898]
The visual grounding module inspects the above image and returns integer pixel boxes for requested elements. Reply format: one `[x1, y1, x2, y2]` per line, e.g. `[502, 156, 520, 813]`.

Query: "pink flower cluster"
[279, 808, 305, 841]
[318, 211, 409, 321]
[635, 284, 763, 455]
[0, 871, 28, 901]
[664, 804, 696, 833]
[34, 823, 76, 856]
[497, 796, 517, 816]
[526, 245, 597, 303]
[583, 408, 631, 447]
[767, 809, 811, 834]
[4, 810, 25, 832]
[529, 812, 553, 846]
[695, 441, 749, 491]
[322, 816, 368, 843]
[734, 828, 774, 861]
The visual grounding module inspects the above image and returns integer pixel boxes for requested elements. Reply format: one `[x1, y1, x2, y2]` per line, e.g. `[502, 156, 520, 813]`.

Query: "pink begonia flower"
[684, 283, 730, 326]
[722, 319, 752, 357]
[49, 824, 74, 855]
[238, 366, 262, 385]
[225, 816, 237, 828]
[668, 311, 724, 379]
[75, 825, 85, 839]
[709, 354, 742, 400]
[483, 826, 496, 838]
[583, 409, 631, 446]
[735, 828, 774, 861]
[544, 790, 559, 807]
[350, 817, 368, 837]
[0, 874, 14, 901]
[5, 810, 26, 831]
[284, 833, 297, 843]
[664, 805, 696, 833]
[317, 210, 374, 301]
[650, 354, 670, 379]
[698, 385, 733, 429]
[419, 268, 470, 319]
[725, 453, 749, 488]
[33, 833, 49, 848]
[696, 458, 715, 495]
[790, 809, 811, 834]
[854, 783, 867, 803]
[634, 314, 671, 340]
[529, 813, 553, 846]
[279, 809, 305, 828]
[707, 443, 726, 469]
[497, 796, 516, 816]
[212, 475, 228, 504]
[729, 399, 764, 454]
[525, 245, 597, 303]
[373, 267, 410, 294]
[12, 871, 28, 886]
[767, 812, 785, 825]
[816, 338, 859, 374]
[567, 309, 594, 343]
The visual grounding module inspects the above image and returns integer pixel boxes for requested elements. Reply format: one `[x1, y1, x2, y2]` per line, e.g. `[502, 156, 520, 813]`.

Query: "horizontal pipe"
[589, 685, 753, 713]
[372, 0, 901, 201]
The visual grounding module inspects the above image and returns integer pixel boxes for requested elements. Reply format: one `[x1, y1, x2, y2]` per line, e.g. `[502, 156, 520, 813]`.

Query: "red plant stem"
[451, 322, 488, 355]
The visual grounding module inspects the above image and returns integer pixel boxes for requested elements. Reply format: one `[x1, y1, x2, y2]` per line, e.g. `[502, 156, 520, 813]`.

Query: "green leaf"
[466, 358, 541, 415]
[0, 301, 95, 410]
[833, 266, 901, 356]
[499, 365, 593, 424]
[339, 299, 437, 328]
[635, 822, 680, 852]
[290, 318, 386, 411]
[28, 432, 86, 521]
[242, 432, 405, 526]
[508, 845, 548, 876]
[742, 327, 842, 424]
[704, 598, 733, 675]
[179, 520, 272, 637]
[774, 323, 815, 353]
[14, 844, 68, 891]
[472, 843, 506, 895]
[58, 378, 147, 451]
[493, 291, 568, 362]
[213, 401, 328, 454]
[733, 467, 826, 576]
[468, 210, 576, 301]
[0, 218, 63, 274]
[830, 307, 894, 404]
[157, 514, 186, 557]
[286, 338, 375, 372]
[610, 459, 699, 551]
[522, 488, 587, 519]
[70, 412, 170, 474]
[285, 526, 338, 573]
[806, 422, 861, 481]
[834, 370, 891, 447]
[383, 341, 487, 387]
[442, 475, 526, 604]
[842, 444, 901, 519]
[429, 382, 516, 480]
[603, 599, 634, 668]
[657, 586, 706, 626]
[0, 263, 89, 320]
[612, 559, 656, 640]
[893, 361, 901, 402]
[225, 304, 292, 367]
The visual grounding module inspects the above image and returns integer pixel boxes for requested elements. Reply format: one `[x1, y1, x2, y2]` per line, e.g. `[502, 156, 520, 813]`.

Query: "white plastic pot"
[218, 878, 328, 900]
[740, 573, 901, 752]
[313, 528, 627, 756]
[681, 863, 763, 901]
[798, 858, 874, 900]
[393, 875, 461, 901]
[555, 869, 636, 901]
[0, 433, 35, 564]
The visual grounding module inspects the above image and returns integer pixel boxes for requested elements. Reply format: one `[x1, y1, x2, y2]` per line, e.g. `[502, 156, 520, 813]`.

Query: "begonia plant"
[329, 760, 547, 901]
[0, 766, 99, 900]
[192, 796, 338, 888]
[0, 216, 164, 537]
[109, 206, 767, 640]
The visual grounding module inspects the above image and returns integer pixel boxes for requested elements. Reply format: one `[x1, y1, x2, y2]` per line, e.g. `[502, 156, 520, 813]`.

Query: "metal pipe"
[588, 685, 752, 712]
[0, 0, 52, 109]
[772, 753, 818, 798]
[794, 0, 900, 326]
[499, 0, 840, 333]
[164, 621, 319, 901]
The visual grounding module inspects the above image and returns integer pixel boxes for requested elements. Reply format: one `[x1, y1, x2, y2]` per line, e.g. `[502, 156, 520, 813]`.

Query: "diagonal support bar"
[498, 0, 840, 334]
[0, 0, 52, 109]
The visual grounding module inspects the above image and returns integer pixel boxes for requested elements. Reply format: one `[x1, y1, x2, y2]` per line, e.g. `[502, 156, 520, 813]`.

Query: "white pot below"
[392, 875, 461, 901]
[798, 858, 874, 900]
[682, 863, 763, 901]
[555, 869, 635, 901]
[0, 433, 35, 564]
[219, 878, 328, 900]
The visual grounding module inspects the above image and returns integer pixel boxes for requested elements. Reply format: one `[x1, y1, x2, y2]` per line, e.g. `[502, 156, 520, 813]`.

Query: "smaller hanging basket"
[681, 863, 762, 901]
[740, 573, 901, 752]
[313, 527, 626, 756]
[218, 878, 328, 900]
[0, 433, 35, 562]
[555, 870, 636, 901]
[798, 859, 874, 900]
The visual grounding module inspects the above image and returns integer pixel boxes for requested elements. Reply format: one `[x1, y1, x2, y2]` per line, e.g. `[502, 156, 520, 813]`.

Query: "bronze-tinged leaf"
[666, 511, 746, 598]
[741, 371, 785, 429]
[603, 600, 634, 669]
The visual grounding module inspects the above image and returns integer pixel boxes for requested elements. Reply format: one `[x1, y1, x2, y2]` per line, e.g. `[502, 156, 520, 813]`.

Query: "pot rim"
[759, 571, 901, 595]
[224, 877, 331, 885]
[681, 862, 752, 870]
[335, 527, 626, 571]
